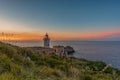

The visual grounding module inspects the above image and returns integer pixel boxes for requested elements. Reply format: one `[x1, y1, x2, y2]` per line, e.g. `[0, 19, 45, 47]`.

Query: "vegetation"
[0, 42, 120, 80]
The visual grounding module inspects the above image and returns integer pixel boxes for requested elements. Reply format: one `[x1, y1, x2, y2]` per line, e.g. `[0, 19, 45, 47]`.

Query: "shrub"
[0, 45, 17, 58]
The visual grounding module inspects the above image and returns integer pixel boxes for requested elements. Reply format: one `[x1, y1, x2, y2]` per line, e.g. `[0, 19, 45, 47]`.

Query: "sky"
[0, 0, 120, 40]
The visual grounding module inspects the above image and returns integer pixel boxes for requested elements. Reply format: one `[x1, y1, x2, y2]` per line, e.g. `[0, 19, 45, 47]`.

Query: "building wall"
[53, 46, 65, 56]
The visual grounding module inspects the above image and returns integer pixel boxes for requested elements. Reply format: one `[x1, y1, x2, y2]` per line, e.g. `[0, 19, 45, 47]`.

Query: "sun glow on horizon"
[0, 29, 120, 41]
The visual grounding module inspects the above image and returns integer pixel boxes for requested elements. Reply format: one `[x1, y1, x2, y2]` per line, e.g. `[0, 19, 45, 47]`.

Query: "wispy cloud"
[78, 30, 120, 40]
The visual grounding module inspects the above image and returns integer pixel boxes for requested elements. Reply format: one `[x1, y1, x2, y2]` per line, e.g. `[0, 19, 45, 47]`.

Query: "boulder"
[65, 46, 75, 54]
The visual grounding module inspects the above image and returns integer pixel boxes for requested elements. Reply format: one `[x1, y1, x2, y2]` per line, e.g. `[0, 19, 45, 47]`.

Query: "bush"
[85, 61, 106, 71]
[0, 45, 17, 58]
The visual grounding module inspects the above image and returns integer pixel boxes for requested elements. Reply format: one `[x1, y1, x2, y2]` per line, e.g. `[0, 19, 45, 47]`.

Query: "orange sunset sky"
[0, 30, 120, 41]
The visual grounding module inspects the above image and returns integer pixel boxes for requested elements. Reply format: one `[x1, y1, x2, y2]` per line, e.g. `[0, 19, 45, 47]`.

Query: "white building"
[43, 33, 50, 48]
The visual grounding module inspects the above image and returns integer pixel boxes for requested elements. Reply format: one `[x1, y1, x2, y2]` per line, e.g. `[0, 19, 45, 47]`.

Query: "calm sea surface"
[9, 41, 120, 69]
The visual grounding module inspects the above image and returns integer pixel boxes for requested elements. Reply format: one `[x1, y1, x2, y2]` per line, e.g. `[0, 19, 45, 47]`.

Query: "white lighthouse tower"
[43, 33, 50, 48]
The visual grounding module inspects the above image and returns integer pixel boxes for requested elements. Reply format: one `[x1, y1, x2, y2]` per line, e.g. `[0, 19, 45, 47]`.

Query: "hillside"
[0, 42, 120, 80]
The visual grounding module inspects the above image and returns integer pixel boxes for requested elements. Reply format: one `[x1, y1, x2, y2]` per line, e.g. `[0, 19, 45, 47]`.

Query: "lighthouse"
[43, 33, 50, 48]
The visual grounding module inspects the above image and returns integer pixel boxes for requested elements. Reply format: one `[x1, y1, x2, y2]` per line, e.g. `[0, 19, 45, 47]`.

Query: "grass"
[0, 42, 120, 80]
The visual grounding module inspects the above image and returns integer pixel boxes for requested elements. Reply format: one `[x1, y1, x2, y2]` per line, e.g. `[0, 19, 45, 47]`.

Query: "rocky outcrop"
[65, 46, 75, 54]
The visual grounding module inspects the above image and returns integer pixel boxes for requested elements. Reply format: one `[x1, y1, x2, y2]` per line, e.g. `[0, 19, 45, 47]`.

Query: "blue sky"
[0, 0, 120, 40]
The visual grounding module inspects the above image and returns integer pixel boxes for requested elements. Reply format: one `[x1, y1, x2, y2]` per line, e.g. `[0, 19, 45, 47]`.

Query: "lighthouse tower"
[43, 33, 50, 48]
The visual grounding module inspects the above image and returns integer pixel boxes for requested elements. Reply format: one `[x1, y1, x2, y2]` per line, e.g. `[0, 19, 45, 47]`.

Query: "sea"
[7, 41, 120, 69]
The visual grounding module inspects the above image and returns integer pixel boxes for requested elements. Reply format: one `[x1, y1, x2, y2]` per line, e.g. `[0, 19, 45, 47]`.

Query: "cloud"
[83, 30, 120, 41]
